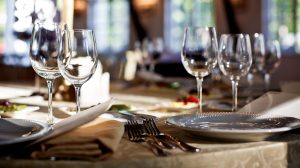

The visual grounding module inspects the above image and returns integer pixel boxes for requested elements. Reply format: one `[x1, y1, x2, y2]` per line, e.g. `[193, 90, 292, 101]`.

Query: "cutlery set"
[125, 118, 200, 156]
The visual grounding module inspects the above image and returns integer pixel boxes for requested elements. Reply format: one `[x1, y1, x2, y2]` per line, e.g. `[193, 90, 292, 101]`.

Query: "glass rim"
[220, 34, 250, 38]
[185, 26, 216, 30]
[70, 29, 94, 33]
[220, 33, 250, 36]
[254, 32, 264, 36]
[34, 21, 66, 26]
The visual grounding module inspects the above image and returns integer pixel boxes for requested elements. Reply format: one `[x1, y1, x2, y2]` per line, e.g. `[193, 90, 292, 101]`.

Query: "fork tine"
[126, 120, 171, 156]
[130, 120, 140, 141]
[143, 120, 152, 135]
[147, 119, 160, 135]
[126, 122, 133, 140]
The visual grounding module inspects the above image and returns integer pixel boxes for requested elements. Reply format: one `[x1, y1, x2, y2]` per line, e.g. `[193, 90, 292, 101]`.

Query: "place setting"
[2, 1, 300, 167]
[0, 22, 122, 161]
[163, 27, 300, 143]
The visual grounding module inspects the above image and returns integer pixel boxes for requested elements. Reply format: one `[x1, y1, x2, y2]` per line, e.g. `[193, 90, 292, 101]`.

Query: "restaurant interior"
[1, 0, 300, 167]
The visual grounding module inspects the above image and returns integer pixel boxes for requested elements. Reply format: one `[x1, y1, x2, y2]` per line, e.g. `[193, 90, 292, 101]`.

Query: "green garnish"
[109, 104, 131, 111]
[0, 104, 27, 112]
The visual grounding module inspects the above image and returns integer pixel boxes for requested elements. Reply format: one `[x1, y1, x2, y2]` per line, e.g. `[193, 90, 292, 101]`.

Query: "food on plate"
[0, 100, 27, 113]
[168, 101, 198, 108]
[176, 95, 199, 104]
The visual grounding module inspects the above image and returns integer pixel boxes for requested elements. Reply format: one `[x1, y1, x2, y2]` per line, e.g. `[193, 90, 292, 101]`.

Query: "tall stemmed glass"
[58, 29, 98, 114]
[181, 27, 218, 113]
[218, 34, 252, 112]
[149, 37, 164, 72]
[29, 22, 65, 124]
[248, 33, 265, 86]
[263, 40, 281, 91]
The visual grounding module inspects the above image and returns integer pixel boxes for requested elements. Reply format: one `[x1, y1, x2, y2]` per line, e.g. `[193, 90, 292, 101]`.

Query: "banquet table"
[0, 83, 300, 168]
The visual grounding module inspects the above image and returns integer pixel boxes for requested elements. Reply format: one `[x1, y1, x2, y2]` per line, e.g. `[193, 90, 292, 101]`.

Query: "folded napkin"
[239, 91, 300, 119]
[281, 81, 300, 94]
[31, 117, 124, 160]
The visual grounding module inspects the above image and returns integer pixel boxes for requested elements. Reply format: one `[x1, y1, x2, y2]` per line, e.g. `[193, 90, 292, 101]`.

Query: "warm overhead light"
[74, 0, 87, 14]
[134, 0, 158, 11]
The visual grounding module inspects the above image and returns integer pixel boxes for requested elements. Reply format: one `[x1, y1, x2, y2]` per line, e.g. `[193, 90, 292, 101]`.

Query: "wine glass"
[263, 40, 281, 91]
[149, 37, 164, 72]
[181, 27, 218, 113]
[58, 29, 98, 113]
[248, 33, 265, 86]
[29, 22, 65, 124]
[218, 34, 252, 112]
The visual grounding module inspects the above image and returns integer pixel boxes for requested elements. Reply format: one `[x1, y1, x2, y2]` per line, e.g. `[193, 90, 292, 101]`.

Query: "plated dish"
[152, 102, 198, 112]
[166, 113, 300, 141]
[0, 106, 40, 118]
[0, 100, 40, 118]
[0, 118, 50, 146]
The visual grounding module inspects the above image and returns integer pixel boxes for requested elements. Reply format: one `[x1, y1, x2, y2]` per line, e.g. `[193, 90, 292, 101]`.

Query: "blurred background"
[0, 0, 299, 85]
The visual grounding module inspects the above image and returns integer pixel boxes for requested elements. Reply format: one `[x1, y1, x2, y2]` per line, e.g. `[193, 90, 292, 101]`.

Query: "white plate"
[0, 118, 50, 146]
[166, 113, 300, 141]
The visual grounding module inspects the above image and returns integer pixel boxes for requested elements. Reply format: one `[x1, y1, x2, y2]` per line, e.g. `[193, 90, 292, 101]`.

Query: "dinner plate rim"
[166, 113, 300, 134]
[0, 118, 51, 146]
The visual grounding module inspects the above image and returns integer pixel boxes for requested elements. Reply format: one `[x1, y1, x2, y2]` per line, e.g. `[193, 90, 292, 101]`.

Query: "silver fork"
[144, 119, 201, 153]
[125, 120, 169, 156]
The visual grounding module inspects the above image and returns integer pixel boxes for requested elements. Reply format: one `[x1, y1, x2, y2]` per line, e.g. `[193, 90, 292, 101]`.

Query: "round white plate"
[0, 118, 50, 146]
[166, 113, 300, 141]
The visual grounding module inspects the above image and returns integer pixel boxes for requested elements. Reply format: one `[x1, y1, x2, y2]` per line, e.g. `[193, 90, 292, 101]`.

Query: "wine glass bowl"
[30, 23, 62, 80]
[182, 27, 218, 78]
[58, 29, 98, 113]
[251, 33, 266, 74]
[29, 22, 65, 124]
[181, 27, 218, 113]
[218, 34, 252, 111]
[263, 40, 281, 90]
[247, 33, 266, 98]
[150, 37, 163, 71]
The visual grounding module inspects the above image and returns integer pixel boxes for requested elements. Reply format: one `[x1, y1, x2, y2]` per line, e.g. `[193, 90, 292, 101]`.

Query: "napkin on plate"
[31, 117, 124, 160]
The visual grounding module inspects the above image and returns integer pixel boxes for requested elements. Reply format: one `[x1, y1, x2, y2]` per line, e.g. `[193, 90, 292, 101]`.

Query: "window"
[87, 0, 129, 55]
[4, 0, 60, 66]
[164, 0, 215, 53]
[265, 0, 300, 54]
[0, 0, 5, 54]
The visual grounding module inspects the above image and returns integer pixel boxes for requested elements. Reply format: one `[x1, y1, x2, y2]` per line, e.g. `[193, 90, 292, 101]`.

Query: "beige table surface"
[0, 84, 299, 168]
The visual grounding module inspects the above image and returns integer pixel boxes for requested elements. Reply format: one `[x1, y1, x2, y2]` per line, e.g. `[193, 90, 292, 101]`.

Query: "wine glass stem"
[246, 73, 253, 102]
[196, 77, 203, 113]
[74, 85, 81, 114]
[264, 73, 270, 92]
[149, 63, 155, 73]
[247, 73, 253, 87]
[46, 80, 54, 124]
[231, 80, 238, 112]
